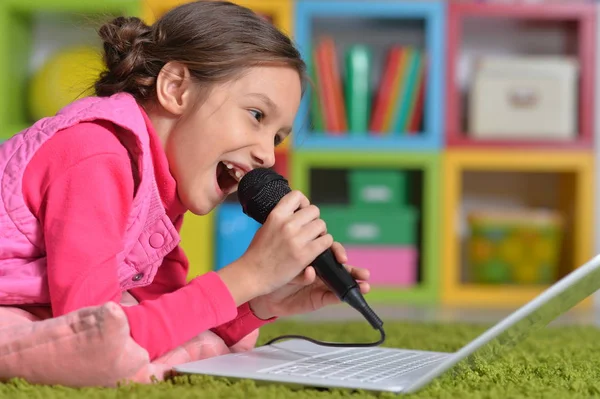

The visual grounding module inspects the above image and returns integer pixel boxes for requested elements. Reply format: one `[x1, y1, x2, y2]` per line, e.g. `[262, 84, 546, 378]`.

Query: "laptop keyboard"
[259, 348, 447, 383]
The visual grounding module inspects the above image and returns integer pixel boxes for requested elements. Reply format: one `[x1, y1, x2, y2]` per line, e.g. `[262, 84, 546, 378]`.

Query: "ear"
[155, 61, 194, 116]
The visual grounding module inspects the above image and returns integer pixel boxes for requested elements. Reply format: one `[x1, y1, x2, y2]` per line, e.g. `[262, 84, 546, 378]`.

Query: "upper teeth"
[223, 162, 244, 181]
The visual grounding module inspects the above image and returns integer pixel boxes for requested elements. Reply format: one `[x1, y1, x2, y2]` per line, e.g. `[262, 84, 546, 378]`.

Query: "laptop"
[174, 253, 600, 394]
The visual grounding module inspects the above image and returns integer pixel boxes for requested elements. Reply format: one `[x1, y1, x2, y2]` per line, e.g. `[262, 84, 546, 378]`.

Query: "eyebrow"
[247, 93, 278, 114]
[247, 92, 293, 136]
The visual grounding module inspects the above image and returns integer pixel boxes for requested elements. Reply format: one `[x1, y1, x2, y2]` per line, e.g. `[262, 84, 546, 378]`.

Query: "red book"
[320, 37, 347, 133]
[315, 40, 337, 132]
[369, 47, 403, 134]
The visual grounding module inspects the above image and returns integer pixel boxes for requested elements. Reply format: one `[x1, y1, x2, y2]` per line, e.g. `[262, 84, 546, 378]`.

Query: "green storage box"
[349, 170, 408, 208]
[319, 206, 418, 245]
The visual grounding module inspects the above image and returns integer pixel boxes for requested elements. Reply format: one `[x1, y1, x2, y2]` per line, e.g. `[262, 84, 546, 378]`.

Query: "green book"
[344, 45, 371, 135]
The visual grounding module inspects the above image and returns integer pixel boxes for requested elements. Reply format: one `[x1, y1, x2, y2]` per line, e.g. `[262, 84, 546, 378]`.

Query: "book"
[370, 46, 405, 133]
[344, 44, 372, 134]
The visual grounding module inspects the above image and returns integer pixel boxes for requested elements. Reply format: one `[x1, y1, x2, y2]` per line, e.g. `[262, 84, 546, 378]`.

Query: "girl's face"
[164, 65, 301, 215]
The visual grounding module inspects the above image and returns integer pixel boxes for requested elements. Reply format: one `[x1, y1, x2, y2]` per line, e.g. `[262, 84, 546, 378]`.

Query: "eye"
[274, 134, 282, 147]
[249, 109, 265, 123]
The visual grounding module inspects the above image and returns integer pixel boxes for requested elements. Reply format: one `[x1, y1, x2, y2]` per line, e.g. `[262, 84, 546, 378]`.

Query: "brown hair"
[94, 1, 306, 103]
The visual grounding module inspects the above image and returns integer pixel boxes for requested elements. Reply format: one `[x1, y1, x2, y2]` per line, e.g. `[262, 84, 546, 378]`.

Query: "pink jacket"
[0, 93, 179, 305]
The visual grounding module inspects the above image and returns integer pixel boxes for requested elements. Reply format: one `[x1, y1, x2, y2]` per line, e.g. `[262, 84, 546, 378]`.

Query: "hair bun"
[99, 16, 151, 64]
[95, 16, 156, 98]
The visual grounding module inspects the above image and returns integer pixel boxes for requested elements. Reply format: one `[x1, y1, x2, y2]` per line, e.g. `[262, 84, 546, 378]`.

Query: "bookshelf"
[1, 0, 596, 310]
[293, 0, 446, 151]
[441, 2, 596, 307]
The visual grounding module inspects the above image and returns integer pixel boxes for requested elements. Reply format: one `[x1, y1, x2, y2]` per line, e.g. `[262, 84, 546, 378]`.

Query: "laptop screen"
[409, 253, 600, 392]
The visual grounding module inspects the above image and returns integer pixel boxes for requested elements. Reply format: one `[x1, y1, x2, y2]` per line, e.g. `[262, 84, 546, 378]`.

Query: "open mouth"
[216, 161, 245, 194]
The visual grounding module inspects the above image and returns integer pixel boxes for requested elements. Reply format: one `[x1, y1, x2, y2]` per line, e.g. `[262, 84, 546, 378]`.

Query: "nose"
[251, 137, 276, 169]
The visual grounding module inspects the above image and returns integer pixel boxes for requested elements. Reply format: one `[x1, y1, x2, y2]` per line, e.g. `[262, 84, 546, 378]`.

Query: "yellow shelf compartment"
[142, 0, 292, 35]
[442, 149, 594, 308]
[180, 211, 214, 281]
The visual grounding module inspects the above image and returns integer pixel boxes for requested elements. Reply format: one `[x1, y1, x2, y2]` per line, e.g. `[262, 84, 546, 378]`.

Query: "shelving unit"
[445, 2, 595, 149]
[442, 150, 594, 307]
[441, 2, 596, 308]
[2, 0, 596, 310]
[292, 0, 446, 151]
[291, 151, 441, 305]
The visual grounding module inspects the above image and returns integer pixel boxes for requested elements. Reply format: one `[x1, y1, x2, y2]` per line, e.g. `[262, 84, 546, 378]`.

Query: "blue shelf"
[293, 0, 446, 151]
[294, 131, 440, 151]
[214, 203, 260, 271]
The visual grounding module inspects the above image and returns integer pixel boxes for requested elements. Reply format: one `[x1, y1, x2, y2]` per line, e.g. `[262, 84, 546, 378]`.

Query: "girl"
[0, 0, 370, 363]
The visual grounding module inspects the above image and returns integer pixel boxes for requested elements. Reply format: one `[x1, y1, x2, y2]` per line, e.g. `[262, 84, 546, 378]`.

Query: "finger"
[351, 267, 370, 282]
[288, 205, 321, 229]
[314, 281, 369, 308]
[358, 281, 370, 294]
[318, 290, 341, 308]
[270, 191, 310, 220]
[296, 218, 327, 244]
[289, 266, 317, 286]
[301, 266, 316, 285]
[331, 242, 348, 263]
[343, 264, 370, 281]
[307, 233, 334, 258]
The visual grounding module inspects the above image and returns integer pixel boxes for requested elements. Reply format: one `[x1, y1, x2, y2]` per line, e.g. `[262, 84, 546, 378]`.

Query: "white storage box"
[468, 56, 579, 140]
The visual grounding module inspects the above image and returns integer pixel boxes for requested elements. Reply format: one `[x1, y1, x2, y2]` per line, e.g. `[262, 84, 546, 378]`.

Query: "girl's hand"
[217, 191, 333, 305]
[248, 242, 371, 320]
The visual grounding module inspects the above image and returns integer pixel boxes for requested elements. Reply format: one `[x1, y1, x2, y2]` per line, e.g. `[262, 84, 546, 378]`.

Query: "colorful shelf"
[291, 151, 441, 305]
[292, 0, 446, 151]
[1, 0, 596, 310]
[0, 0, 141, 139]
[445, 2, 596, 149]
[441, 149, 594, 307]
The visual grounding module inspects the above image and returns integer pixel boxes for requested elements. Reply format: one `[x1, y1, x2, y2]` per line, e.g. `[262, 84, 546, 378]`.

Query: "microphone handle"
[311, 249, 384, 330]
[311, 249, 358, 301]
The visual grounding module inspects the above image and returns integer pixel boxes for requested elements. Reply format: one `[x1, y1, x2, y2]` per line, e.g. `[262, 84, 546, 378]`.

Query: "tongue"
[217, 162, 237, 192]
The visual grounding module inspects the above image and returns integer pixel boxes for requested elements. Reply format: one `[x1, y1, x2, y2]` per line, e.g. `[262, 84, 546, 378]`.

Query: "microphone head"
[237, 168, 291, 224]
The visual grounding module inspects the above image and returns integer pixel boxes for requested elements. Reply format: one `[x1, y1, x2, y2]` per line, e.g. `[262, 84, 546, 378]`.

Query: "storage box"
[467, 209, 563, 284]
[345, 246, 417, 287]
[469, 56, 578, 140]
[319, 206, 419, 245]
[349, 170, 408, 208]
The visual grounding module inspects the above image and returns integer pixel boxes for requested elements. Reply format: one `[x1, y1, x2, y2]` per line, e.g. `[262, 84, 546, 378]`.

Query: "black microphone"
[237, 168, 383, 331]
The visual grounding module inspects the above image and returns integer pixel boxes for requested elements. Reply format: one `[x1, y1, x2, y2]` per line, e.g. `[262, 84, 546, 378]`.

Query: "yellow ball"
[29, 46, 105, 120]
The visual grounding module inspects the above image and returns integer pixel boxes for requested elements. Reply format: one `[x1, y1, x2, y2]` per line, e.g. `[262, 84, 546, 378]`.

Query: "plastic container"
[349, 169, 408, 208]
[319, 205, 418, 245]
[467, 209, 563, 285]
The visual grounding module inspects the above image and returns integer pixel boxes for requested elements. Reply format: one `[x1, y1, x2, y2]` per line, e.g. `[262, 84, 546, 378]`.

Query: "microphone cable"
[263, 286, 386, 348]
[264, 325, 385, 348]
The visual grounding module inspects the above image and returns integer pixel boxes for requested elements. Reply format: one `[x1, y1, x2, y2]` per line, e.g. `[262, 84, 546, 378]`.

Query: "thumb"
[318, 290, 341, 308]
[290, 266, 316, 286]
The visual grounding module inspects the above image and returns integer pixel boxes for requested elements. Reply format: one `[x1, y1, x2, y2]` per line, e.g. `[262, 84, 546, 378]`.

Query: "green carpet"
[2, 320, 600, 398]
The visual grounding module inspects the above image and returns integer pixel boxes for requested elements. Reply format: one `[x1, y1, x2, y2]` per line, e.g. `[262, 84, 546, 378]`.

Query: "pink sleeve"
[22, 122, 256, 360]
[211, 302, 276, 346]
[129, 214, 277, 347]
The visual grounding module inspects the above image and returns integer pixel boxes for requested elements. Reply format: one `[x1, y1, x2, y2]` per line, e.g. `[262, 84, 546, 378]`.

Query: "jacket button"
[149, 233, 164, 249]
[132, 273, 144, 282]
